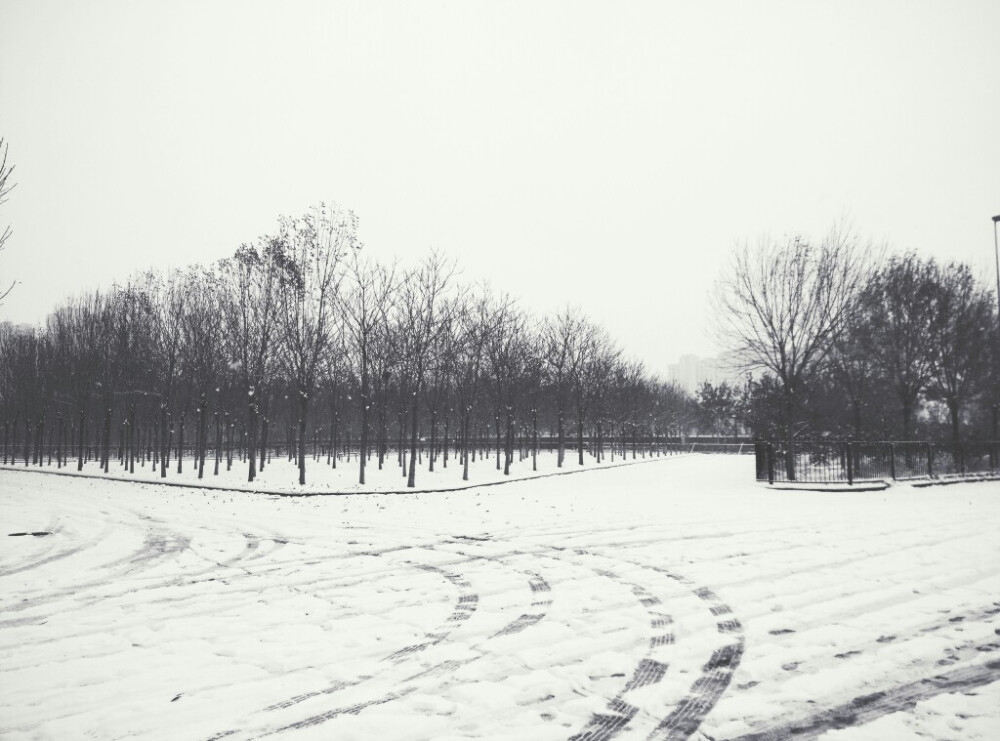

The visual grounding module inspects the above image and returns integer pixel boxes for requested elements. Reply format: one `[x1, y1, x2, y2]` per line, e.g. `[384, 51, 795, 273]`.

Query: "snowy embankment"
[1, 455, 998, 741]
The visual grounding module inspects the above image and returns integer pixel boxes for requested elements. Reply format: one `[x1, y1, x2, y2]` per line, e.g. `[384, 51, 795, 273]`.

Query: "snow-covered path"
[1, 456, 998, 740]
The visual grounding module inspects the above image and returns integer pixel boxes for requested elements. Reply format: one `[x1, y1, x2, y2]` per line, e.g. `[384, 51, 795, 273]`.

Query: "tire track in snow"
[596, 521, 990, 602]
[0, 543, 88, 578]
[258, 558, 484, 715]
[260, 541, 739, 741]
[561, 548, 744, 741]
[615, 566, 746, 741]
[0, 525, 289, 639]
[249, 557, 552, 738]
[257, 560, 554, 724]
[260, 553, 573, 738]
[565, 561, 675, 741]
[727, 658, 1000, 741]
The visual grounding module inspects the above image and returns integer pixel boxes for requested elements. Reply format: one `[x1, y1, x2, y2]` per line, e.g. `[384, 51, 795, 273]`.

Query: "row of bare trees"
[0, 204, 696, 487]
[713, 228, 999, 449]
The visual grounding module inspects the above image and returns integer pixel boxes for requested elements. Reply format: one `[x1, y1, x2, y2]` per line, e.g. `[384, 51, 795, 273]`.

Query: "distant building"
[666, 354, 734, 396]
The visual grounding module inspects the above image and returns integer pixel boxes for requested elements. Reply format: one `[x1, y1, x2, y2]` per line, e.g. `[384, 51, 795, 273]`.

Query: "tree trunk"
[462, 410, 470, 481]
[407, 389, 419, 488]
[532, 408, 538, 471]
[298, 392, 308, 485]
[161, 408, 170, 477]
[443, 414, 449, 468]
[259, 397, 269, 472]
[783, 389, 796, 481]
[948, 399, 961, 443]
[377, 397, 386, 470]
[78, 409, 86, 471]
[397, 411, 404, 469]
[214, 413, 221, 476]
[247, 399, 257, 483]
[495, 411, 501, 470]
[102, 408, 111, 473]
[331, 407, 338, 470]
[557, 409, 564, 467]
[197, 401, 206, 479]
[56, 415, 64, 468]
[129, 406, 136, 474]
[504, 408, 513, 476]
[359, 393, 369, 485]
[176, 412, 185, 474]
[429, 409, 437, 472]
[37, 416, 45, 467]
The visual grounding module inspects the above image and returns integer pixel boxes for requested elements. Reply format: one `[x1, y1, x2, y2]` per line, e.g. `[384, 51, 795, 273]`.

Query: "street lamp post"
[993, 215, 1000, 321]
[993, 215, 1000, 447]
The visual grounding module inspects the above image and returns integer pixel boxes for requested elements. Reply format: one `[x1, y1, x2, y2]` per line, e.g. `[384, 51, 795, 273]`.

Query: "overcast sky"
[1, 0, 998, 376]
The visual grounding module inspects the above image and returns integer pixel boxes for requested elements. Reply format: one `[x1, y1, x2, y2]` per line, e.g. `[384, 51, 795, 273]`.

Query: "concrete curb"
[763, 474, 1000, 492]
[763, 481, 891, 493]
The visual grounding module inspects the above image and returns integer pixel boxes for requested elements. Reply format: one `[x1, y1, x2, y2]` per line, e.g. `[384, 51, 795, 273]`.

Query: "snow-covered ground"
[0, 447, 679, 494]
[1, 455, 998, 740]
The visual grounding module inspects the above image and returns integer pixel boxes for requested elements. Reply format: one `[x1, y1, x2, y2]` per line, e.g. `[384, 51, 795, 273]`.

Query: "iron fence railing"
[755, 440, 1000, 485]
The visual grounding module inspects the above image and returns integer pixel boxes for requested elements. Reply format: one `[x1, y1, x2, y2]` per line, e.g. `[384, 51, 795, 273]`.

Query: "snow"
[1, 454, 999, 740]
[0, 447, 675, 494]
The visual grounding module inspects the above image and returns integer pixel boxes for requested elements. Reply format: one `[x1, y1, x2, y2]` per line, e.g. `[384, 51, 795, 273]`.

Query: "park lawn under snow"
[1, 455, 998, 741]
[0, 446, 672, 494]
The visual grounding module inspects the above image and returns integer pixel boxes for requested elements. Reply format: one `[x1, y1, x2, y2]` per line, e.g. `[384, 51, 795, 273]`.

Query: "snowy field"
[1, 455, 998, 741]
[0, 447, 684, 494]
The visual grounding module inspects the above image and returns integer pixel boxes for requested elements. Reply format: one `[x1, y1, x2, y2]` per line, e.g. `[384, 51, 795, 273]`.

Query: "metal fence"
[755, 440, 1000, 485]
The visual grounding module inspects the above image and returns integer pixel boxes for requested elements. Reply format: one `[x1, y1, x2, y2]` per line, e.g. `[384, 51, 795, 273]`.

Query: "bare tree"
[987, 306, 1000, 443]
[109, 282, 154, 474]
[544, 307, 618, 466]
[826, 290, 882, 439]
[0, 138, 16, 304]
[487, 298, 532, 475]
[542, 310, 574, 467]
[574, 323, 618, 465]
[179, 268, 223, 478]
[864, 254, 940, 440]
[608, 359, 646, 460]
[46, 293, 108, 470]
[927, 261, 994, 442]
[395, 252, 455, 488]
[343, 255, 395, 484]
[714, 227, 878, 477]
[696, 381, 739, 439]
[273, 204, 359, 485]
[450, 285, 493, 481]
[219, 239, 284, 482]
[145, 270, 187, 477]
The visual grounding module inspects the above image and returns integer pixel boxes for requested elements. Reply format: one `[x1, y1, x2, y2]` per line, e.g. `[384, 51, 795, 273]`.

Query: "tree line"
[0, 203, 697, 487]
[710, 227, 999, 448]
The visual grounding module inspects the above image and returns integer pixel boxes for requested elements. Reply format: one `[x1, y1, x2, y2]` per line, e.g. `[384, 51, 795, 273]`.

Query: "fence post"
[846, 442, 853, 486]
[958, 442, 965, 475]
[767, 443, 775, 485]
[926, 442, 933, 478]
[889, 442, 896, 481]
